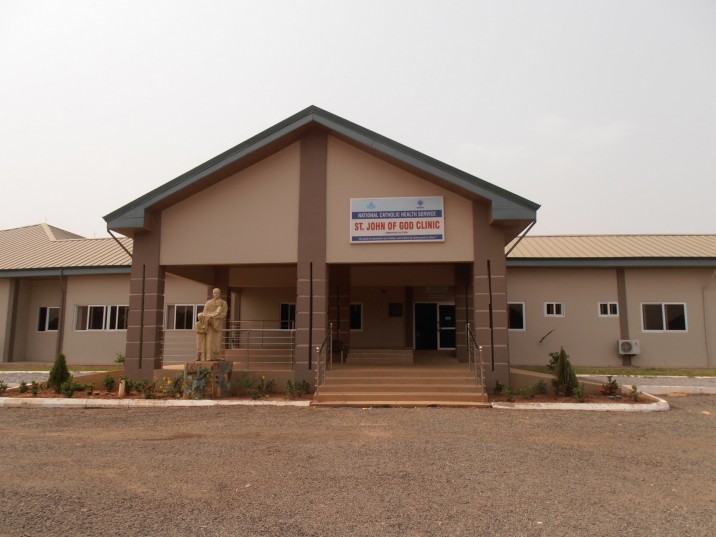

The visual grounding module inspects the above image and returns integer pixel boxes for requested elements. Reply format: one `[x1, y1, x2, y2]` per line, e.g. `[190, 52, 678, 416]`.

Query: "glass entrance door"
[438, 304, 456, 349]
[414, 303, 456, 350]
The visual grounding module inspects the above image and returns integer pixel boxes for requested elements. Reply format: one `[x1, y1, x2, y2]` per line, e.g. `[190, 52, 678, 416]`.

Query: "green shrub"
[287, 379, 312, 399]
[505, 386, 514, 402]
[518, 386, 534, 399]
[30, 381, 38, 397]
[102, 374, 116, 393]
[48, 353, 70, 394]
[574, 382, 585, 403]
[18, 381, 28, 394]
[549, 348, 578, 397]
[160, 374, 185, 398]
[114, 353, 125, 364]
[248, 376, 276, 399]
[0, 379, 7, 395]
[493, 380, 504, 395]
[629, 385, 640, 402]
[600, 375, 619, 395]
[119, 376, 134, 396]
[61, 376, 83, 398]
[534, 380, 548, 395]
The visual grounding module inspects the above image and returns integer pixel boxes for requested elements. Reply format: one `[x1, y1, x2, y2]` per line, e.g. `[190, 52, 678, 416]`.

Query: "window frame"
[544, 302, 565, 317]
[598, 302, 619, 317]
[106, 305, 129, 331]
[641, 302, 688, 333]
[349, 303, 363, 332]
[507, 302, 526, 331]
[165, 304, 205, 331]
[280, 303, 296, 330]
[37, 306, 60, 332]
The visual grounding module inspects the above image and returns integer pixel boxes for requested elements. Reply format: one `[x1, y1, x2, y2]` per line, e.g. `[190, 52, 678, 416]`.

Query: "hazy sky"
[1, 0, 714, 238]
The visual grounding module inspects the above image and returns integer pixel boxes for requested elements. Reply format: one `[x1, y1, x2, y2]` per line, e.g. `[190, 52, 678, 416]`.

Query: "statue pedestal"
[184, 360, 233, 398]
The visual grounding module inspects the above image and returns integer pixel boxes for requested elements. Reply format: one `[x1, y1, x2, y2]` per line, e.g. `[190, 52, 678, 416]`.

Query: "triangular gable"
[105, 106, 539, 234]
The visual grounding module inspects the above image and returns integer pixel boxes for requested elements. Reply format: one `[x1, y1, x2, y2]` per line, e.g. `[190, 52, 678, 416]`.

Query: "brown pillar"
[472, 202, 509, 387]
[2, 278, 18, 362]
[455, 264, 470, 363]
[125, 212, 165, 379]
[295, 130, 328, 384]
[328, 265, 350, 357]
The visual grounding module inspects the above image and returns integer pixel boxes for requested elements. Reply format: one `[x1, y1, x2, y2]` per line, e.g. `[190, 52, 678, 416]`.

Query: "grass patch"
[515, 366, 716, 377]
[0, 364, 122, 372]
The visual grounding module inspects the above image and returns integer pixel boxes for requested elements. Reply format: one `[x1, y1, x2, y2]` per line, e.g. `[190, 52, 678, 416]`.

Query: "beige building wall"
[229, 266, 296, 288]
[61, 274, 129, 364]
[165, 274, 210, 307]
[506, 268, 621, 367]
[16, 279, 62, 362]
[350, 286, 407, 349]
[350, 264, 455, 287]
[326, 137, 474, 264]
[0, 279, 13, 362]
[240, 287, 296, 323]
[624, 268, 712, 368]
[160, 143, 301, 266]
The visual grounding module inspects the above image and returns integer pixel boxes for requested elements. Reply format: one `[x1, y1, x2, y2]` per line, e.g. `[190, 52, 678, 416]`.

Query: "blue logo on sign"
[417, 200, 424, 208]
[367, 202, 376, 209]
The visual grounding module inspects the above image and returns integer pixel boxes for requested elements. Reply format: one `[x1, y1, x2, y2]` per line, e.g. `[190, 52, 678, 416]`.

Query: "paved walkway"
[581, 374, 716, 394]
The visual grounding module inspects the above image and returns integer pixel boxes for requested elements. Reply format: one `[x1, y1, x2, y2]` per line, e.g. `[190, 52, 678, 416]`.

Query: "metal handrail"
[466, 322, 486, 403]
[161, 327, 296, 370]
[314, 323, 333, 392]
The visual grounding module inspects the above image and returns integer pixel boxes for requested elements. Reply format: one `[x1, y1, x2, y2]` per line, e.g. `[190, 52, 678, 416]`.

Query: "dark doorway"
[415, 303, 456, 350]
[414, 303, 438, 350]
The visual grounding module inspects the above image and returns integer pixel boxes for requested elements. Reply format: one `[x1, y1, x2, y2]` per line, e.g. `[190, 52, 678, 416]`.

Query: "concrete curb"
[0, 397, 311, 409]
[492, 394, 670, 412]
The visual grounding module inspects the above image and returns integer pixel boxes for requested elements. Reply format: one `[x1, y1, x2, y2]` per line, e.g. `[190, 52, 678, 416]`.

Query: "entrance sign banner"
[350, 197, 444, 243]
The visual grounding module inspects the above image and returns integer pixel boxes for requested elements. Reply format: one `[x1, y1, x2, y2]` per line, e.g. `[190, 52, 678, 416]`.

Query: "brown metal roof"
[0, 224, 132, 272]
[508, 235, 716, 259]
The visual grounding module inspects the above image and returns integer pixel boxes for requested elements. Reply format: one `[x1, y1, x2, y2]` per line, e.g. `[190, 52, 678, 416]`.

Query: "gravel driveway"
[0, 396, 714, 536]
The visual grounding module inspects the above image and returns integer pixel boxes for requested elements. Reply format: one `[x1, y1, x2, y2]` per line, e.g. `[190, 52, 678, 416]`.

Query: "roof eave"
[506, 258, 716, 268]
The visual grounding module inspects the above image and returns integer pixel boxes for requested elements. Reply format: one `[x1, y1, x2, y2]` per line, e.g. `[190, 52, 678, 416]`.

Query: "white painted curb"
[492, 394, 670, 412]
[0, 397, 311, 408]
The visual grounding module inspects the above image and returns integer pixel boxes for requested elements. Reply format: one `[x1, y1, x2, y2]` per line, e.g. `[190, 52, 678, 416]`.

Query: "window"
[388, 303, 403, 318]
[166, 304, 205, 330]
[107, 305, 128, 330]
[37, 306, 60, 332]
[508, 302, 525, 330]
[74, 305, 128, 331]
[350, 304, 362, 331]
[280, 303, 296, 329]
[544, 302, 564, 317]
[598, 302, 619, 317]
[642, 303, 687, 332]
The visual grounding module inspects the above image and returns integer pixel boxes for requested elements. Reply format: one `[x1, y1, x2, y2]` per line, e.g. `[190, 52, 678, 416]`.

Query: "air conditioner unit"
[618, 339, 641, 355]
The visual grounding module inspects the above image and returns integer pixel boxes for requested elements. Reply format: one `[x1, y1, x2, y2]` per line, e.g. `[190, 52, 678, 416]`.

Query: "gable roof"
[507, 235, 716, 267]
[0, 224, 132, 276]
[104, 106, 540, 234]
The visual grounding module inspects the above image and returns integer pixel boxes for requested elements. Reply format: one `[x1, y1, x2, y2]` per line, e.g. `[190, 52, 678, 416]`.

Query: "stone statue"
[195, 288, 229, 361]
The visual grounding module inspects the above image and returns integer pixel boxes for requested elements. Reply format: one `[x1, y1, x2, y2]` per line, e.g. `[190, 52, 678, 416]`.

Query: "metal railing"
[314, 323, 333, 392]
[466, 322, 486, 403]
[162, 327, 296, 370]
[228, 320, 295, 330]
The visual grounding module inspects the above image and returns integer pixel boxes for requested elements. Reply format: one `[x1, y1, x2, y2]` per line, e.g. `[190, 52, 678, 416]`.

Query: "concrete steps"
[313, 363, 487, 407]
[347, 349, 413, 365]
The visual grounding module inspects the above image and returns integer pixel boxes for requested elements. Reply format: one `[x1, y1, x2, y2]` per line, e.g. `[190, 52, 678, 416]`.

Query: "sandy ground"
[0, 396, 714, 537]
